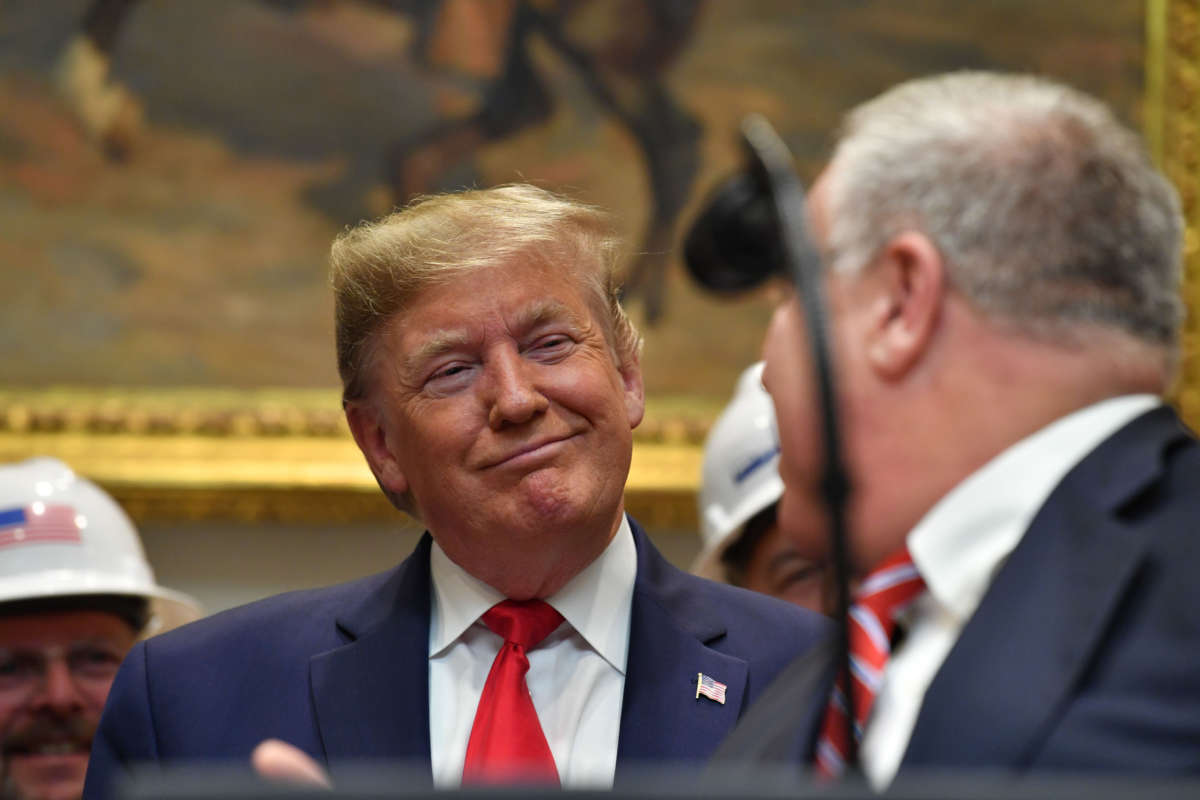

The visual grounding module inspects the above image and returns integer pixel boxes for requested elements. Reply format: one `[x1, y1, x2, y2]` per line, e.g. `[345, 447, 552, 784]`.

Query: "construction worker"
[693, 363, 833, 614]
[0, 457, 200, 800]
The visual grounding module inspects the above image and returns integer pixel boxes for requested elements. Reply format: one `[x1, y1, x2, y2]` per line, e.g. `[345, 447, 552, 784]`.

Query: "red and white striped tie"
[814, 548, 925, 779]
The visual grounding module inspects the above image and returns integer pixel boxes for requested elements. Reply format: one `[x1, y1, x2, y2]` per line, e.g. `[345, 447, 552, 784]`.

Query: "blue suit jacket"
[716, 406, 1200, 777]
[898, 406, 1200, 773]
[84, 518, 827, 798]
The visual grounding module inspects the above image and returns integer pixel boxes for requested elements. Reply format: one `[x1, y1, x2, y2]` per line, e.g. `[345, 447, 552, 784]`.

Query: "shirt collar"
[428, 515, 637, 675]
[907, 394, 1160, 622]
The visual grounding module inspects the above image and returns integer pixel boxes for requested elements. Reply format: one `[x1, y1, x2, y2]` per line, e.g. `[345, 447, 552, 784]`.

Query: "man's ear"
[344, 399, 410, 498]
[618, 355, 646, 430]
[864, 231, 945, 380]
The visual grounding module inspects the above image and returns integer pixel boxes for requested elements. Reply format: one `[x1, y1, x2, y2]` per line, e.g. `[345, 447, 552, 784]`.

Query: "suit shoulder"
[628, 521, 829, 646]
[143, 566, 399, 661]
[649, 562, 831, 657]
[696, 574, 829, 639]
[1113, 416, 1200, 564]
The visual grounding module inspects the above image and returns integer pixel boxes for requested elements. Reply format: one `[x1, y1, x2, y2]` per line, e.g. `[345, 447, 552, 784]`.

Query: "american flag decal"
[0, 504, 82, 548]
[696, 672, 727, 704]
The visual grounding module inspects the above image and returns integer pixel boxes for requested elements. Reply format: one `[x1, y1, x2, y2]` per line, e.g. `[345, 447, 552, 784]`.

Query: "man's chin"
[8, 750, 90, 800]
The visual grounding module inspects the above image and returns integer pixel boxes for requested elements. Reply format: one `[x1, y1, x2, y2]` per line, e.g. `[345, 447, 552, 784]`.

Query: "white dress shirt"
[859, 395, 1160, 789]
[428, 515, 636, 788]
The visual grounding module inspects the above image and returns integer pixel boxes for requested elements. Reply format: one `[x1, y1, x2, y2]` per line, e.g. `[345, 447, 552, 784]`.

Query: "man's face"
[351, 257, 644, 598]
[762, 293, 843, 565]
[767, 160, 971, 577]
[760, 171, 882, 571]
[762, 173, 842, 561]
[0, 611, 135, 800]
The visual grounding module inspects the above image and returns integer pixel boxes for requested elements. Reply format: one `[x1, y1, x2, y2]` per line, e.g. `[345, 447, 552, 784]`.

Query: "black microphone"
[682, 114, 858, 771]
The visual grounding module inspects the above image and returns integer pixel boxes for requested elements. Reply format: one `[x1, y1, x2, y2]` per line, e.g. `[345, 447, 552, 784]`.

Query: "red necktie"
[462, 599, 564, 785]
[814, 548, 925, 779]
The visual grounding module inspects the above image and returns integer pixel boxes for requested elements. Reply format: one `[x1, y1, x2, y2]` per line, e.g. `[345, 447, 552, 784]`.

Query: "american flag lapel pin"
[696, 672, 727, 705]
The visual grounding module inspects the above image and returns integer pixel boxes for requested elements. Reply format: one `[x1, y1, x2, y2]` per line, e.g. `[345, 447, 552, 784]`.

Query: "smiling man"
[0, 613, 132, 800]
[84, 185, 826, 798]
[0, 457, 200, 800]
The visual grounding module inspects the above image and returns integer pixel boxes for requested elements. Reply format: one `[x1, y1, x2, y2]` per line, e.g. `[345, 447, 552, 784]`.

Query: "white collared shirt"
[859, 395, 1161, 789]
[428, 515, 637, 788]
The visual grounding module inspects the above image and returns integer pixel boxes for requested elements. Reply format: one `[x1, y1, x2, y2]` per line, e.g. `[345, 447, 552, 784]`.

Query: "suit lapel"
[903, 407, 1188, 769]
[306, 521, 748, 774]
[616, 522, 750, 767]
[309, 534, 434, 771]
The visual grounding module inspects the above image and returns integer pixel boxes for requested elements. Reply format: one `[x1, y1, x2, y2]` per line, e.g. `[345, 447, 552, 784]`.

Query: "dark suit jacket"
[713, 406, 1200, 777]
[84, 518, 827, 799]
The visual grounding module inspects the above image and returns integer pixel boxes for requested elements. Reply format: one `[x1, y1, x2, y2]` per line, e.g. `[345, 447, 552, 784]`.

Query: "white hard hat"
[692, 362, 784, 582]
[0, 457, 201, 636]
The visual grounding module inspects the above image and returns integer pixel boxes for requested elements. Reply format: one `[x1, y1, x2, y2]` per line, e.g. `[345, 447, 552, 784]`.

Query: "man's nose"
[29, 660, 86, 712]
[486, 350, 549, 429]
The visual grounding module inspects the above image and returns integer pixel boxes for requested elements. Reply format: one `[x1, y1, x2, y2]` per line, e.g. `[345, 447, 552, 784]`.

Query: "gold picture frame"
[0, 386, 718, 528]
[1147, 0, 1200, 426]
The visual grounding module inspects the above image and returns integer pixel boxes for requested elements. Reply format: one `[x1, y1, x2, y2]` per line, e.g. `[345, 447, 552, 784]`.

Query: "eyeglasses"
[0, 641, 127, 698]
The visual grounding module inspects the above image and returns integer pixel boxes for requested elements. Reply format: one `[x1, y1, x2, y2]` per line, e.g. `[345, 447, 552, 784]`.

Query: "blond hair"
[330, 184, 643, 401]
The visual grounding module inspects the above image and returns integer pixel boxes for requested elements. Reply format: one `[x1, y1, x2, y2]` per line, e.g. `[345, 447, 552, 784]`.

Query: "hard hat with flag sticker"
[692, 362, 784, 582]
[0, 456, 201, 635]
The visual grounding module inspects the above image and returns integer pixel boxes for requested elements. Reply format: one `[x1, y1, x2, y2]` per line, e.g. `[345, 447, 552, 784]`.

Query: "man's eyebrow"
[404, 329, 473, 373]
[0, 637, 126, 656]
[401, 299, 584, 375]
[768, 550, 818, 573]
[514, 299, 584, 333]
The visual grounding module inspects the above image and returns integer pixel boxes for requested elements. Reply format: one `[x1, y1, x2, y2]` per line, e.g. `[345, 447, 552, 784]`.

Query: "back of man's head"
[763, 73, 1187, 573]
[823, 71, 1183, 362]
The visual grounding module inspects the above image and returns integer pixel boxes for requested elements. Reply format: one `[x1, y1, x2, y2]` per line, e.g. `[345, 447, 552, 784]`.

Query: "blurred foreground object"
[111, 762, 1200, 800]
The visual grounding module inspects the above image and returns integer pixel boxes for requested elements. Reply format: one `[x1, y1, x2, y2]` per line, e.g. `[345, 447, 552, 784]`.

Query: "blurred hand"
[251, 738, 332, 789]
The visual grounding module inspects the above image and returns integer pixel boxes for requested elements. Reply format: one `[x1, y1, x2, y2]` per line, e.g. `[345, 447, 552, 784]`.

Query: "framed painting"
[0, 0, 1189, 528]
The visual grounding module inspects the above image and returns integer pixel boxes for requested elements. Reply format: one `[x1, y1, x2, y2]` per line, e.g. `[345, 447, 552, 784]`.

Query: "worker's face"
[740, 520, 833, 614]
[348, 256, 644, 599]
[0, 611, 135, 800]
